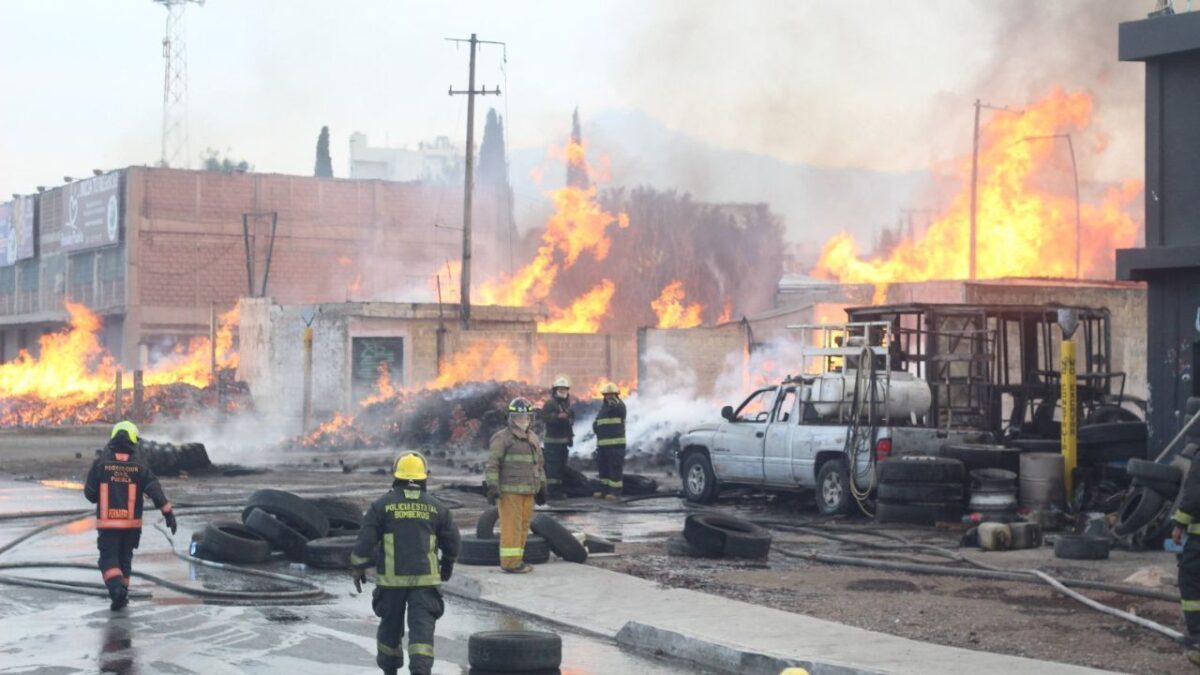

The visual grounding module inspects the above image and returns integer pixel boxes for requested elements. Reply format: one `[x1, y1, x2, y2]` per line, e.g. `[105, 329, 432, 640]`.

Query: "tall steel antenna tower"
[155, 0, 203, 168]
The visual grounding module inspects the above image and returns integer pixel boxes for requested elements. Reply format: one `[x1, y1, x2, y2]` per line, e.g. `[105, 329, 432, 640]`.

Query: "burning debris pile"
[0, 302, 243, 427]
[298, 381, 546, 455]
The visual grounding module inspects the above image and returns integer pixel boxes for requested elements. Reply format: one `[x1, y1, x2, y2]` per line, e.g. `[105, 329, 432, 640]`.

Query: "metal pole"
[209, 302, 217, 386]
[1065, 134, 1080, 279]
[132, 370, 144, 424]
[969, 99, 981, 281]
[114, 371, 123, 420]
[302, 326, 313, 433]
[1061, 339, 1078, 500]
[460, 33, 478, 330]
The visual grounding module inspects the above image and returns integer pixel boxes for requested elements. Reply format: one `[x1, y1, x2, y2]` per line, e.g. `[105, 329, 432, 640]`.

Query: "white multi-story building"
[348, 132, 463, 183]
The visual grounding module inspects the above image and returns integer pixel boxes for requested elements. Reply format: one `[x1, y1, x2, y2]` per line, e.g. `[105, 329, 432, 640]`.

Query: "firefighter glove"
[535, 486, 547, 506]
[440, 558, 454, 582]
[163, 510, 177, 535]
[351, 567, 367, 586]
[486, 483, 499, 505]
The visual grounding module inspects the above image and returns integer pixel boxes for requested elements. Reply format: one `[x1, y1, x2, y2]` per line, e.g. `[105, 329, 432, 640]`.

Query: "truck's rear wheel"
[817, 458, 853, 515]
[681, 453, 717, 504]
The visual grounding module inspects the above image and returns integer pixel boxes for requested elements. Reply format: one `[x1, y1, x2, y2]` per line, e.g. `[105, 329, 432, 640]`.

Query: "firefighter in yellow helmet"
[539, 374, 575, 499]
[352, 451, 460, 675]
[592, 383, 627, 501]
[83, 421, 175, 611]
[485, 397, 547, 573]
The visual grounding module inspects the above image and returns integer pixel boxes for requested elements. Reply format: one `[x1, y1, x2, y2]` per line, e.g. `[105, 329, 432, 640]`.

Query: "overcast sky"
[0, 1, 1149, 207]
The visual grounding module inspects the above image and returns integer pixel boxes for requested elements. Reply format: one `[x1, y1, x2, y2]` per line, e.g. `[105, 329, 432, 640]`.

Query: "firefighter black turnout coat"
[84, 436, 171, 530]
[540, 396, 575, 447]
[1174, 458, 1200, 636]
[352, 484, 461, 587]
[593, 398, 627, 450]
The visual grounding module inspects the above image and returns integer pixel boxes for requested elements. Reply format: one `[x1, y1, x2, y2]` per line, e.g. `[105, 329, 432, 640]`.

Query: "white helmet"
[552, 375, 571, 389]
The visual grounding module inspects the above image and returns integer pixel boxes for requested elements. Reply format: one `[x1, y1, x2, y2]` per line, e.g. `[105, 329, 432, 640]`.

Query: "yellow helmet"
[553, 375, 571, 389]
[600, 382, 620, 396]
[111, 420, 139, 444]
[392, 452, 428, 481]
[779, 669, 810, 675]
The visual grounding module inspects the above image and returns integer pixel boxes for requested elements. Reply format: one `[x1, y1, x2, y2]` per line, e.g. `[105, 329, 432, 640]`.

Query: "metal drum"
[1020, 452, 1066, 510]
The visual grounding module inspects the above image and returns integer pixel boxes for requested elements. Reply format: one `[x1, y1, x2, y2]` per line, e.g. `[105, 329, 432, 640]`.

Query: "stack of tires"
[876, 456, 966, 526]
[228, 489, 365, 568]
[966, 469, 1020, 523]
[97, 440, 212, 476]
[1116, 457, 1188, 550]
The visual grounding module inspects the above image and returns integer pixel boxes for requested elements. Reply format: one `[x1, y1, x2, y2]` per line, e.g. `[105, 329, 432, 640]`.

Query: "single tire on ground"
[622, 474, 658, 496]
[476, 507, 501, 539]
[1113, 487, 1166, 536]
[468, 630, 562, 671]
[242, 489, 329, 540]
[877, 481, 964, 503]
[877, 456, 966, 484]
[456, 535, 550, 566]
[468, 669, 561, 675]
[682, 513, 772, 559]
[938, 444, 1020, 474]
[304, 536, 359, 569]
[1055, 534, 1110, 560]
[1126, 458, 1183, 485]
[875, 500, 964, 526]
[244, 507, 310, 561]
[312, 498, 363, 530]
[1134, 477, 1182, 500]
[680, 452, 718, 504]
[201, 521, 271, 564]
[530, 514, 588, 563]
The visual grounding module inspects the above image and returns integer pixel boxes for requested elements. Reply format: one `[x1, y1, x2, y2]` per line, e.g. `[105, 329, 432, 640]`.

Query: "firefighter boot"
[110, 585, 128, 612]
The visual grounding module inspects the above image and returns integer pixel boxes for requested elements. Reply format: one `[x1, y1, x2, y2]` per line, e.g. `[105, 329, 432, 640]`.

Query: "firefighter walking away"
[352, 451, 460, 675]
[540, 375, 575, 499]
[593, 383, 627, 501]
[83, 421, 176, 611]
[486, 397, 547, 573]
[1173, 454, 1200, 667]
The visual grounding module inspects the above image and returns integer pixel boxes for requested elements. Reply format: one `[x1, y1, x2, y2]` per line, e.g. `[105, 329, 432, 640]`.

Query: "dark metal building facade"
[1117, 11, 1200, 454]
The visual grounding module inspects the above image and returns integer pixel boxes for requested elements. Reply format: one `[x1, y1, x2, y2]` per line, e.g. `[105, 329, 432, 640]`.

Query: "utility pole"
[969, 99, 1021, 280]
[447, 33, 502, 329]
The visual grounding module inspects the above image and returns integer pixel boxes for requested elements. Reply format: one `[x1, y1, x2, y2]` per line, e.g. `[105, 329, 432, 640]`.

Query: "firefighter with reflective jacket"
[593, 383, 628, 500]
[83, 421, 176, 611]
[352, 452, 460, 675]
[1173, 457, 1200, 666]
[540, 375, 575, 499]
[486, 397, 547, 573]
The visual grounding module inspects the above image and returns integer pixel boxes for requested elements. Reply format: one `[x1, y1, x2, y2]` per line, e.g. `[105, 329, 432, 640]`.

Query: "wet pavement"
[0, 479, 709, 675]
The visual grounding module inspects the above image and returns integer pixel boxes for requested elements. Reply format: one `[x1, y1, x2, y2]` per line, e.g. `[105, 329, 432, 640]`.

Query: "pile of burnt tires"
[193, 489, 365, 568]
[467, 507, 589, 565]
[95, 440, 212, 477]
[875, 456, 966, 526]
[1115, 456, 1189, 550]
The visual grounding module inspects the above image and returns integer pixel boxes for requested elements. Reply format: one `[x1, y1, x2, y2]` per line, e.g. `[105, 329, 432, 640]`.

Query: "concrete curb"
[616, 621, 880, 675]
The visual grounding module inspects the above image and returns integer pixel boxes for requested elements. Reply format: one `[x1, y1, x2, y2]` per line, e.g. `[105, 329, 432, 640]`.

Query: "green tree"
[314, 126, 333, 178]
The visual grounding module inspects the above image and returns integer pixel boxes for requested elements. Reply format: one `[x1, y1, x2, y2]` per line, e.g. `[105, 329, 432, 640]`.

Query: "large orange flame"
[361, 360, 396, 406]
[812, 89, 1141, 289]
[429, 343, 521, 390]
[478, 139, 628, 332]
[538, 280, 616, 333]
[0, 302, 239, 426]
[652, 280, 704, 329]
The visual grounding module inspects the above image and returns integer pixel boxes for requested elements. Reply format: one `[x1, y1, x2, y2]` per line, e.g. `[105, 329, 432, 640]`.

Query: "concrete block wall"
[639, 324, 750, 398]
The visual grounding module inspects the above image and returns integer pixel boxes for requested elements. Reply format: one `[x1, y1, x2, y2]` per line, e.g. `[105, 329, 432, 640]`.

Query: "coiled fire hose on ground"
[0, 504, 324, 603]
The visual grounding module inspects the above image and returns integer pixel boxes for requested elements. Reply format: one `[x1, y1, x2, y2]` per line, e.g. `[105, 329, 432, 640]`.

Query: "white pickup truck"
[677, 373, 981, 513]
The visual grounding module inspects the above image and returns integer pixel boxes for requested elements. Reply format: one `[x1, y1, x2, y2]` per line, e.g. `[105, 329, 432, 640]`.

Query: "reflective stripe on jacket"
[351, 486, 460, 588]
[84, 438, 169, 530]
[486, 425, 546, 494]
[540, 395, 575, 446]
[1176, 459, 1200, 530]
[593, 399, 627, 449]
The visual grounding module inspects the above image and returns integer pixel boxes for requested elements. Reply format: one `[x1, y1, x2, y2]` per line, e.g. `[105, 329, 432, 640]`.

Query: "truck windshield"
[734, 388, 775, 423]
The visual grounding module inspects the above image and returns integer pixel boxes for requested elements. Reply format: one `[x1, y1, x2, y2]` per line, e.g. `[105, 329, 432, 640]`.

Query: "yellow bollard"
[1060, 339, 1077, 501]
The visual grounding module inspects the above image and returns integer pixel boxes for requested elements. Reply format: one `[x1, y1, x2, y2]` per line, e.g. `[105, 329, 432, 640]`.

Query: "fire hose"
[0, 504, 325, 603]
[760, 519, 1186, 643]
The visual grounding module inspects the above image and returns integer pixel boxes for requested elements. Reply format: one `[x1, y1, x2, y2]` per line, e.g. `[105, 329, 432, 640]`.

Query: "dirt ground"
[3, 428, 1192, 674]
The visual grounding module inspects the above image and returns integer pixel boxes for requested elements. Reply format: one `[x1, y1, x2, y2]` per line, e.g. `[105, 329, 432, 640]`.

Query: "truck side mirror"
[721, 405, 735, 422]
